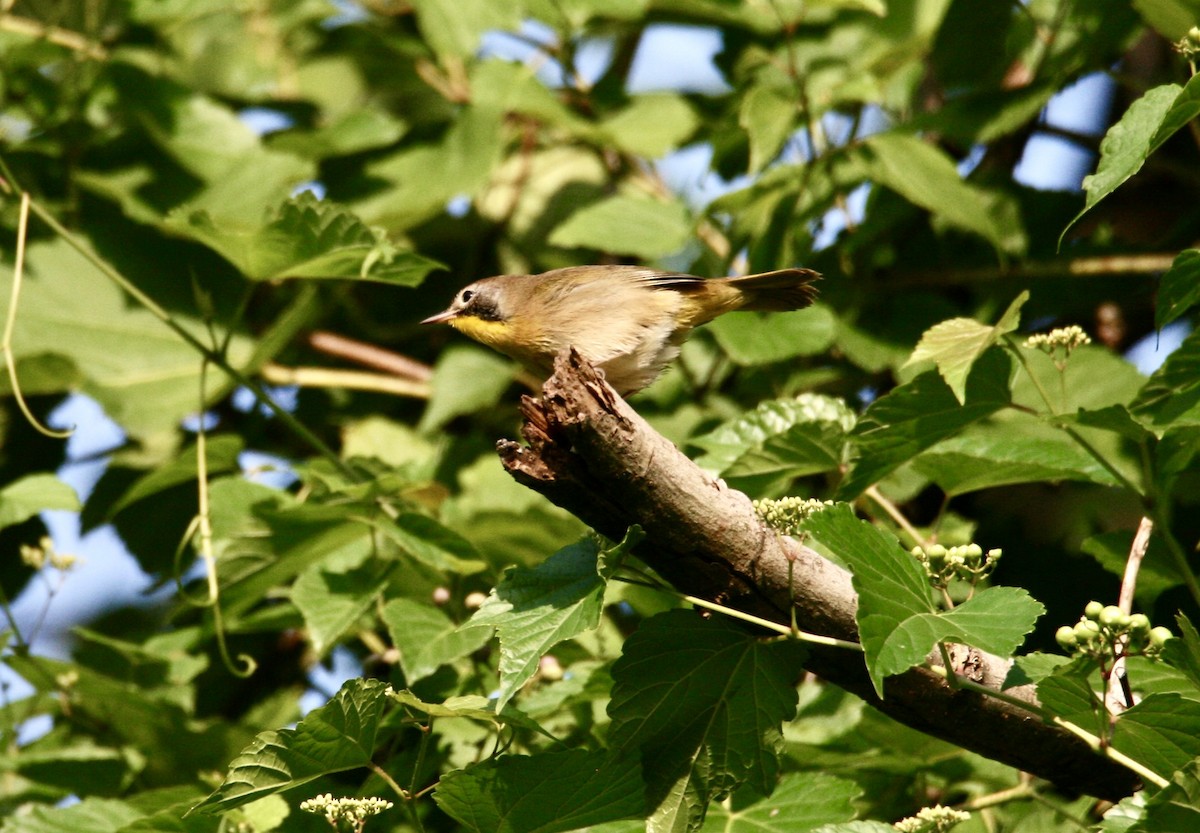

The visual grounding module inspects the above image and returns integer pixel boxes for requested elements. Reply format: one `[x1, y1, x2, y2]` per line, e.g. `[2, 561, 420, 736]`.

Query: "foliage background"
[1, 0, 1200, 831]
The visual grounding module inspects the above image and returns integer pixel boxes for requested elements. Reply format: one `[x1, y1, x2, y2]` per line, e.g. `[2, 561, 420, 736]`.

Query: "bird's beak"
[420, 309, 458, 325]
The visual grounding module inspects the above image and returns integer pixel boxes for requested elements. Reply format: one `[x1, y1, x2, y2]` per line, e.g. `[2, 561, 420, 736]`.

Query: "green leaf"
[691, 394, 854, 493]
[1112, 693, 1200, 780]
[838, 349, 1012, 499]
[1002, 652, 1070, 689]
[374, 512, 488, 575]
[608, 610, 806, 831]
[291, 548, 394, 656]
[1156, 425, 1200, 496]
[1131, 327, 1200, 428]
[409, 0, 521, 57]
[465, 538, 608, 711]
[707, 304, 837, 366]
[862, 132, 1025, 254]
[1061, 80, 1196, 243]
[15, 742, 132, 796]
[698, 772, 860, 833]
[107, 435, 243, 518]
[1149, 70, 1200, 149]
[740, 84, 797, 173]
[191, 678, 390, 814]
[803, 505, 1042, 695]
[419, 345, 515, 432]
[602, 94, 699, 157]
[0, 473, 80, 531]
[1129, 758, 1200, 832]
[1012, 345, 1146, 414]
[1162, 613, 1200, 691]
[913, 412, 1128, 496]
[434, 750, 645, 833]
[905, 292, 1027, 404]
[388, 689, 558, 739]
[0, 797, 145, 833]
[7, 240, 256, 441]
[548, 195, 692, 259]
[1133, 0, 1200, 39]
[216, 502, 375, 618]
[166, 192, 443, 284]
[1035, 660, 1106, 735]
[268, 109, 408, 159]
[381, 598, 493, 683]
[1156, 249, 1200, 330]
[1081, 532, 1185, 608]
[356, 106, 505, 230]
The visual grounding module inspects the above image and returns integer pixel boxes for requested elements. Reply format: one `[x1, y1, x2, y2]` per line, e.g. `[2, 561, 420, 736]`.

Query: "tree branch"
[497, 348, 1140, 801]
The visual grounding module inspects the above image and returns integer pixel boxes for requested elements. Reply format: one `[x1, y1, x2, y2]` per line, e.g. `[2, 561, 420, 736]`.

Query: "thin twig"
[307, 331, 432, 382]
[3, 192, 72, 439]
[864, 485, 926, 548]
[1106, 517, 1153, 714]
[0, 13, 107, 59]
[261, 363, 431, 399]
[894, 253, 1176, 287]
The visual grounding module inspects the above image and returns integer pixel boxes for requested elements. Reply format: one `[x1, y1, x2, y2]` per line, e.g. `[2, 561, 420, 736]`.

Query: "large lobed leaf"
[803, 505, 1041, 696]
[434, 750, 645, 833]
[464, 537, 612, 711]
[607, 610, 807, 833]
[1062, 74, 1200, 242]
[838, 348, 1013, 498]
[190, 678, 391, 814]
[167, 192, 443, 285]
[698, 772, 860, 833]
[691, 393, 855, 493]
[905, 292, 1027, 404]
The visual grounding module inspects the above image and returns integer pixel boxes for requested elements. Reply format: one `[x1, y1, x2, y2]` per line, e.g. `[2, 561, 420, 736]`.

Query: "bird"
[420, 265, 820, 395]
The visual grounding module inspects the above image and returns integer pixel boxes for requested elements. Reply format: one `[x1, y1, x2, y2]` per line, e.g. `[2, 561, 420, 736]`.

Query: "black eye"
[460, 289, 475, 304]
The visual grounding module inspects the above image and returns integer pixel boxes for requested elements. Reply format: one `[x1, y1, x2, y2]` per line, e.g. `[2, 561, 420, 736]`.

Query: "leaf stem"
[1051, 716, 1168, 788]
[864, 485, 925, 548]
[613, 575, 863, 651]
[195, 360, 256, 679]
[926, 661, 1169, 789]
[3, 192, 72, 439]
[938, 642, 960, 689]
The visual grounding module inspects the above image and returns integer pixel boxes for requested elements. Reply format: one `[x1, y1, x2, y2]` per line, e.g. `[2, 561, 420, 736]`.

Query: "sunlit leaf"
[465, 538, 608, 711]
[549, 195, 692, 259]
[1061, 79, 1199, 242]
[905, 292, 1027, 404]
[838, 349, 1012, 498]
[381, 598, 494, 683]
[191, 678, 390, 814]
[0, 473, 80, 531]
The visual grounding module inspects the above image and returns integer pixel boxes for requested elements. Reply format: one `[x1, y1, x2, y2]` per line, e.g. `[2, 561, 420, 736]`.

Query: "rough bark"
[498, 349, 1140, 800]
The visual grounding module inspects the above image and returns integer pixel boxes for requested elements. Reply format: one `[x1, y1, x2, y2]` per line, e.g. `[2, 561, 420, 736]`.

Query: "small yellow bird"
[421, 265, 820, 395]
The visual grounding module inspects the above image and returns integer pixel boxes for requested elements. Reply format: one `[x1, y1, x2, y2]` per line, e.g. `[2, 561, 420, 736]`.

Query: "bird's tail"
[727, 268, 820, 312]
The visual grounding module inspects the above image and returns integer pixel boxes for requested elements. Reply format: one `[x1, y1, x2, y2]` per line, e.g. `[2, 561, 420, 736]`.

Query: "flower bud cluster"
[893, 804, 971, 832]
[910, 543, 1001, 589]
[1024, 325, 1091, 356]
[19, 536, 77, 571]
[300, 794, 394, 828]
[752, 497, 833, 537]
[1176, 25, 1200, 58]
[1055, 601, 1173, 663]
